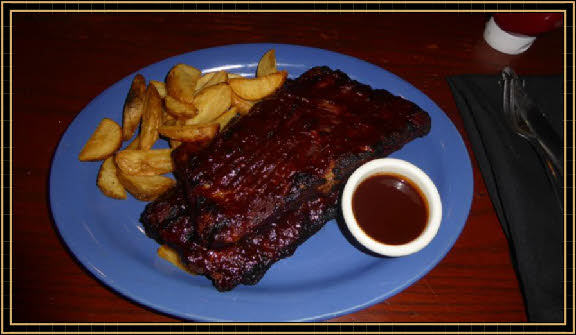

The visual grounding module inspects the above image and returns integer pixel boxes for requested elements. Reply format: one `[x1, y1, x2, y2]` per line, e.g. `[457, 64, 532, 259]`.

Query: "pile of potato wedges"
[78, 50, 287, 202]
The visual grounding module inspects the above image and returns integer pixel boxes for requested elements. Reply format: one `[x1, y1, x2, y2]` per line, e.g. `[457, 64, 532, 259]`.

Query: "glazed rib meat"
[141, 66, 431, 291]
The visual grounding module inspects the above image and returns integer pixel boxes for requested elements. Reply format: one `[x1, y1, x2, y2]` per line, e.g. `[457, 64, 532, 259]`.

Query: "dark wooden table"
[11, 12, 563, 323]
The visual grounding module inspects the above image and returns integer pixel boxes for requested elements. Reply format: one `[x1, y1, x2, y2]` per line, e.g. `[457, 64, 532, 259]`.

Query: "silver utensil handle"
[519, 96, 564, 179]
[530, 137, 564, 212]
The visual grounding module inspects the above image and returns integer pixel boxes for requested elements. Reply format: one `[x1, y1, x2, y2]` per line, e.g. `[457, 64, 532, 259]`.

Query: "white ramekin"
[341, 158, 442, 257]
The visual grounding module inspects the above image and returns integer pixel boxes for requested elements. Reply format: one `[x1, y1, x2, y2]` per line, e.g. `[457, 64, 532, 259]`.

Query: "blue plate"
[49, 44, 473, 322]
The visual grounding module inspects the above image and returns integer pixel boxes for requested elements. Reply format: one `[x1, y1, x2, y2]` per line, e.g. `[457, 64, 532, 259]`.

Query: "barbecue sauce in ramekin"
[351, 174, 428, 245]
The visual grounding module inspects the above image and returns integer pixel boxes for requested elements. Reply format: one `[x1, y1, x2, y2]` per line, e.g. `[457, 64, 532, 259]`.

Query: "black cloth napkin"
[447, 74, 563, 322]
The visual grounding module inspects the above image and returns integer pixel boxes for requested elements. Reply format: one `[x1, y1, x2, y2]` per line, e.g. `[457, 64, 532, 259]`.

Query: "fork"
[501, 67, 564, 212]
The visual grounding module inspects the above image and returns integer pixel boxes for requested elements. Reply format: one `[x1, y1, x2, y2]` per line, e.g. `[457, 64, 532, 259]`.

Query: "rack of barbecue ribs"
[141, 66, 431, 291]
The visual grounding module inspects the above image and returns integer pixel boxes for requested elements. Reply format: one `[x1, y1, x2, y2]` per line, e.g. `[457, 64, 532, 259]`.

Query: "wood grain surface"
[11, 12, 564, 323]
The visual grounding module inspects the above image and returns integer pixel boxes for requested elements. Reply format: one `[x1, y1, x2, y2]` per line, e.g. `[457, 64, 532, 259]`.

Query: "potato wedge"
[122, 74, 146, 141]
[157, 245, 195, 273]
[257, 49, 277, 77]
[190, 83, 232, 124]
[159, 123, 219, 143]
[164, 95, 198, 119]
[140, 84, 164, 150]
[163, 110, 175, 124]
[228, 70, 287, 101]
[150, 80, 167, 99]
[79, 118, 123, 161]
[215, 106, 239, 130]
[97, 157, 127, 199]
[227, 73, 244, 79]
[117, 172, 175, 201]
[206, 70, 229, 86]
[163, 118, 178, 127]
[115, 148, 173, 176]
[165, 119, 183, 148]
[231, 91, 256, 115]
[126, 134, 141, 150]
[166, 64, 201, 104]
[169, 139, 182, 149]
[195, 72, 216, 91]
[195, 70, 228, 93]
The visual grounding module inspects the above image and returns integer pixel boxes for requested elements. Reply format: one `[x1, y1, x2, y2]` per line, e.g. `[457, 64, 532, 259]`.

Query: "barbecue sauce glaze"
[351, 174, 428, 245]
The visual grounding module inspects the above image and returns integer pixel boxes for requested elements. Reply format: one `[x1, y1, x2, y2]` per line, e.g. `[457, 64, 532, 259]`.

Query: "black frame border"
[1, 1, 573, 334]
